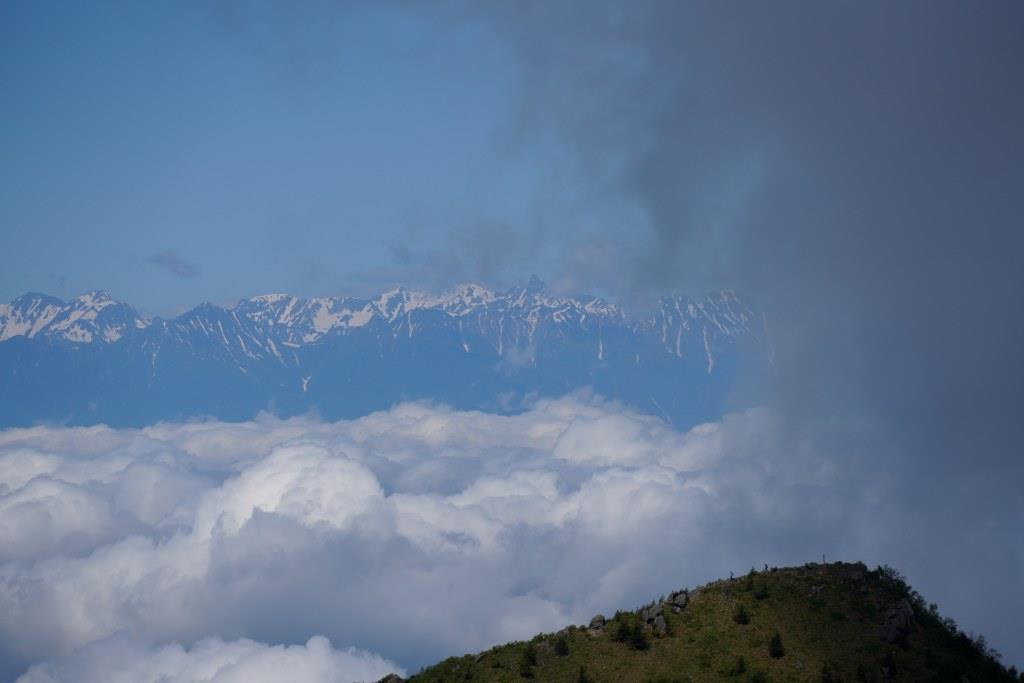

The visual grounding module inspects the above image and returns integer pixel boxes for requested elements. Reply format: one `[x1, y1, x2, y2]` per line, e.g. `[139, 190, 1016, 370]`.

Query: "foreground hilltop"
[0, 281, 768, 427]
[395, 562, 1018, 682]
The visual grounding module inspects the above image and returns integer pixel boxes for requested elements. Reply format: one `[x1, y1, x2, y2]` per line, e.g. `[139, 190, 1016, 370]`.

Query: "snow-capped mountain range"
[0, 279, 769, 428]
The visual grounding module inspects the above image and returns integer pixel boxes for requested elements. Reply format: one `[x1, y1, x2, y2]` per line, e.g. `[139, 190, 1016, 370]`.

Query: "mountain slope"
[0, 282, 770, 428]
[402, 562, 1019, 683]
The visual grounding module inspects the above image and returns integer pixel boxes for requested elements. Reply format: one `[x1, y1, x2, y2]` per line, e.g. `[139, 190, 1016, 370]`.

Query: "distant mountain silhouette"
[0, 282, 769, 427]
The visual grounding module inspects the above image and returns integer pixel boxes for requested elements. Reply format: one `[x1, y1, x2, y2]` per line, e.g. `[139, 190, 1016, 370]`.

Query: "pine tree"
[629, 620, 650, 651]
[734, 603, 750, 625]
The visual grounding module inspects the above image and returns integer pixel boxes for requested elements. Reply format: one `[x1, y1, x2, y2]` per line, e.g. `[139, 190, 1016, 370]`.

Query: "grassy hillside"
[392, 562, 1020, 682]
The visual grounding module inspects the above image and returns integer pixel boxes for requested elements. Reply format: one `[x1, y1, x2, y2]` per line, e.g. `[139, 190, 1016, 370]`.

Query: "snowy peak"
[648, 291, 762, 371]
[373, 287, 414, 321]
[0, 283, 761, 372]
[229, 282, 628, 345]
[655, 291, 756, 336]
[236, 294, 376, 345]
[436, 283, 497, 316]
[0, 291, 145, 344]
[0, 293, 64, 341]
[237, 294, 302, 327]
[0, 283, 770, 428]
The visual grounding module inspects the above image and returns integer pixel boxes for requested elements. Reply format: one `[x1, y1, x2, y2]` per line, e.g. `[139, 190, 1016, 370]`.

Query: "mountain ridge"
[0, 283, 756, 354]
[0, 281, 769, 428]
[399, 561, 1020, 682]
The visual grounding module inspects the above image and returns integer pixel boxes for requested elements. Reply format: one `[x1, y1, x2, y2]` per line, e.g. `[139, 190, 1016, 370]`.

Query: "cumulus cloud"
[17, 635, 400, 683]
[0, 394, 1018, 679]
[0, 477, 119, 563]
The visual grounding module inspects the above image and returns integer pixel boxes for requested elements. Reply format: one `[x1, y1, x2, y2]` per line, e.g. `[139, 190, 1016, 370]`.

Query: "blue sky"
[1, 2, 612, 314]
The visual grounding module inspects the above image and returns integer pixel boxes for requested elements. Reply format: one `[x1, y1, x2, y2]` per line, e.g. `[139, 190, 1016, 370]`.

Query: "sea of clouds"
[0, 391, 1009, 681]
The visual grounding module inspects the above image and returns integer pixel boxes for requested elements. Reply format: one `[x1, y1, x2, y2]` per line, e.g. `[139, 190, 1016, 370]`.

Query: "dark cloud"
[146, 248, 201, 279]
[455, 0, 1024, 664]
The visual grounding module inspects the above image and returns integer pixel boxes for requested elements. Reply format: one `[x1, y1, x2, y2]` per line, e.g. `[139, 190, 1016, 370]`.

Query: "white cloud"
[4, 393, 1011, 678]
[0, 477, 117, 563]
[192, 444, 384, 539]
[16, 635, 400, 683]
[0, 395, 795, 681]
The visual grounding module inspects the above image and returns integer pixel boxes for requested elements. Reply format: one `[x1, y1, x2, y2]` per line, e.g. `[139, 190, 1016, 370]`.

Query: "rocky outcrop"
[878, 598, 916, 644]
[625, 588, 690, 638]
[666, 589, 689, 613]
[638, 603, 666, 636]
[840, 562, 868, 582]
[588, 614, 606, 634]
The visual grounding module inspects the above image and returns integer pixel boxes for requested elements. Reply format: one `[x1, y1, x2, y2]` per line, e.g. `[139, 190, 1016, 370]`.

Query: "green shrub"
[611, 611, 630, 642]
[733, 604, 750, 625]
[630, 620, 650, 651]
[518, 642, 537, 678]
[769, 631, 785, 658]
[728, 655, 747, 676]
[554, 633, 570, 657]
[577, 665, 593, 683]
